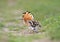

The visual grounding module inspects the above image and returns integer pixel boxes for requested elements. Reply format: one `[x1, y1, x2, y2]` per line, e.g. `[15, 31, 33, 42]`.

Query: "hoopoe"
[28, 20, 41, 33]
[22, 11, 34, 26]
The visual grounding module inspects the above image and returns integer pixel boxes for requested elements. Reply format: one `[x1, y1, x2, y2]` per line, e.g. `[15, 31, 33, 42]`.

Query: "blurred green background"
[0, 0, 60, 42]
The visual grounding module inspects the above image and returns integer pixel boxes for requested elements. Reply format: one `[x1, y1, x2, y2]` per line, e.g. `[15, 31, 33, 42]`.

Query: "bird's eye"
[23, 12, 26, 14]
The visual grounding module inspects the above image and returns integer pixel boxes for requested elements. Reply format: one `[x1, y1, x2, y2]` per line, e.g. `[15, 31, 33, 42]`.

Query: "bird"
[28, 20, 41, 33]
[22, 11, 34, 26]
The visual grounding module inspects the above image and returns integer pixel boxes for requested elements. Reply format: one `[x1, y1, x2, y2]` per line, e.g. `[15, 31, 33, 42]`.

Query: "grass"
[8, 33, 44, 42]
[0, 0, 60, 42]
[0, 22, 4, 29]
